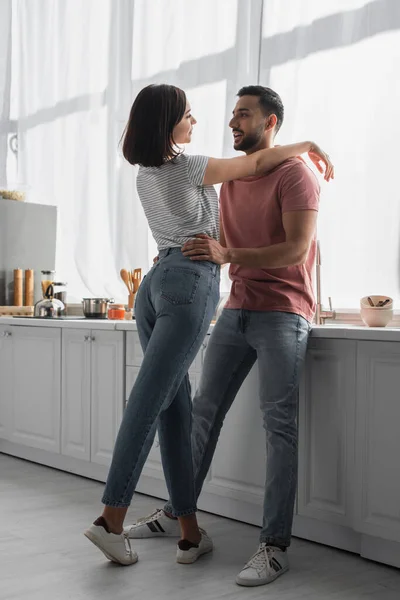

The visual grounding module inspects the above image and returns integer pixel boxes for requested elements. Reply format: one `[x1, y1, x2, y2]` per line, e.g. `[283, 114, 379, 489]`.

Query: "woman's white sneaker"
[236, 543, 289, 586]
[124, 508, 180, 539]
[84, 516, 138, 565]
[176, 529, 213, 564]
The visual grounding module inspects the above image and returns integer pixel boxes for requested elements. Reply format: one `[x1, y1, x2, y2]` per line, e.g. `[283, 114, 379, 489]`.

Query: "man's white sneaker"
[176, 529, 213, 564]
[236, 543, 289, 586]
[84, 517, 138, 566]
[124, 508, 180, 539]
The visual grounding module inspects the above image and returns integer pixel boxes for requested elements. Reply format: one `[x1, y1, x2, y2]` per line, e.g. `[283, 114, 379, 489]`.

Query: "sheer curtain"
[13, 0, 399, 308]
[0, 0, 12, 185]
[15, 0, 263, 301]
[260, 0, 400, 308]
[16, 0, 137, 302]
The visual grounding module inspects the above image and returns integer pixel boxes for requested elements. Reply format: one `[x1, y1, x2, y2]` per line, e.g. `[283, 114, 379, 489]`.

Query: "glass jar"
[41, 270, 55, 297]
[53, 282, 67, 309]
[108, 303, 125, 320]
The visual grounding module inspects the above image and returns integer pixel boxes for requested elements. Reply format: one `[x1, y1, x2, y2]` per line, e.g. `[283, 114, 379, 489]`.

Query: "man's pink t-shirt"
[220, 158, 320, 323]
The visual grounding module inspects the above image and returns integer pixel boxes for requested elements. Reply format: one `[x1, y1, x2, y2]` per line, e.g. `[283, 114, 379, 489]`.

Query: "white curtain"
[16, 0, 138, 302]
[16, 0, 261, 302]
[261, 0, 400, 308]
[0, 0, 12, 185]
[14, 0, 400, 308]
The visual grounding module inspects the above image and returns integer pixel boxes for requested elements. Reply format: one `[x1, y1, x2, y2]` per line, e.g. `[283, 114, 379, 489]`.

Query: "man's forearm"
[225, 241, 308, 269]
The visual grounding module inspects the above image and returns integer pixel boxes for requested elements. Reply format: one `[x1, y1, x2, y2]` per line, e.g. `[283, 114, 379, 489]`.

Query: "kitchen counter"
[0, 316, 142, 330]
[2, 316, 400, 341]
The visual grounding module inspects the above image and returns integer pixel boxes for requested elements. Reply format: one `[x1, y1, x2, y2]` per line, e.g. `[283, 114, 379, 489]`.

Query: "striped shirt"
[137, 153, 219, 250]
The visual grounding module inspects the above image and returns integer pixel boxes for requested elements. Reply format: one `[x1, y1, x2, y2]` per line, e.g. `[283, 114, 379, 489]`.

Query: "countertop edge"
[2, 317, 400, 341]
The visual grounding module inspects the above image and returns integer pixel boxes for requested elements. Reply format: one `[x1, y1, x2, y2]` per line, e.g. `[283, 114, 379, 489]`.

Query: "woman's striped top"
[137, 153, 219, 250]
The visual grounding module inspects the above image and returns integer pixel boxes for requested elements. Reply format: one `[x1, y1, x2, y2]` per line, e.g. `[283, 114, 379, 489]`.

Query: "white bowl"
[360, 306, 393, 327]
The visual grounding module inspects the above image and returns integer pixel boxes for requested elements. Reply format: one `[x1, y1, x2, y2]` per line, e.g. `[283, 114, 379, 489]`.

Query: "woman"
[84, 84, 333, 566]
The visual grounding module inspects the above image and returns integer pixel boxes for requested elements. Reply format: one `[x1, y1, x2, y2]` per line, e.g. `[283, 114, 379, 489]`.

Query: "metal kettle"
[34, 284, 65, 318]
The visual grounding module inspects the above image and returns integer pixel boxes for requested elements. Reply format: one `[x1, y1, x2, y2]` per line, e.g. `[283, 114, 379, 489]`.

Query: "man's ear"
[265, 113, 277, 132]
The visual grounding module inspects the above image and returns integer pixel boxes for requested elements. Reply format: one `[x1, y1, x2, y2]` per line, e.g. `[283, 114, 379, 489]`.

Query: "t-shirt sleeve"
[279, 161, 320, 213]
[186, 154, 209, 186]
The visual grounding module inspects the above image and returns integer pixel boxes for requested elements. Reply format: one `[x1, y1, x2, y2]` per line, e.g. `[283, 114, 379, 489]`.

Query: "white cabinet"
[0, 325, 61, 452]
[0, 325, 12, 438]
[355, 342, 400, 544]
[199, 363, 266, 524]
[61, 329, 91, 460]
[61, 329, 124, 468]
[3, 322, 400, 569]
[298, 338, 356, 528]
[90, 330, 124, 467]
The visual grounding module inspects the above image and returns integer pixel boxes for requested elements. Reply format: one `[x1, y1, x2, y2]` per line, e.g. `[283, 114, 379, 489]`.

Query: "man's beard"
[234, 125, 265, 152]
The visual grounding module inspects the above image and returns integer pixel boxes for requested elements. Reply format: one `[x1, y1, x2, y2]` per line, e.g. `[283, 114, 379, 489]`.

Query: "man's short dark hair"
[121, 84, 187, 167]
[237, 85, 284, 133]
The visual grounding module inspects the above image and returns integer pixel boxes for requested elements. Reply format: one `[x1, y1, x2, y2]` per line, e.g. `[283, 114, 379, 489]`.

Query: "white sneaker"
[124, 508, 180, 539]
[236, 543, 289, 586]
[176, 529, 213, 564]
[84, 517, 138, 566]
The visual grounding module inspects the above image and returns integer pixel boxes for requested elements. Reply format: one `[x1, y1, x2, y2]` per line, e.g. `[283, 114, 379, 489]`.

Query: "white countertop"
[2, 317, 400, 341]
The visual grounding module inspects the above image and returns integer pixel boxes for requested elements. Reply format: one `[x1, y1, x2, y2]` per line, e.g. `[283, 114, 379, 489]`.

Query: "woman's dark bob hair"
[121, 84, 187, 167]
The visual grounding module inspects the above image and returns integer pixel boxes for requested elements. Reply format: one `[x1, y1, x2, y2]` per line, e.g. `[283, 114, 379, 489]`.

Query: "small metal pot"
[82, 298, 114, 319]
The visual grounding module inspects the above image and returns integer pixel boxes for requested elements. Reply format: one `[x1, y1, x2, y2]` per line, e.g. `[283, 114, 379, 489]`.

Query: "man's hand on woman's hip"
[182, 234, 229, 265]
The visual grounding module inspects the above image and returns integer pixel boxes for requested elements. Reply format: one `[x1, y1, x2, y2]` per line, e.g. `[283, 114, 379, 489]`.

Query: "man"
[125, 86, 331, 587]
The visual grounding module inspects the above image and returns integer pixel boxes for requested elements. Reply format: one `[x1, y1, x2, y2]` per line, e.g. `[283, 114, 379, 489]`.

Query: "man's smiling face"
[229, 95, 269, 153]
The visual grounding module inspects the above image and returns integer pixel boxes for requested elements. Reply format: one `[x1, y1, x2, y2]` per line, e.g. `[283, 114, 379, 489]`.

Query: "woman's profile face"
[173, 102, 197, 145]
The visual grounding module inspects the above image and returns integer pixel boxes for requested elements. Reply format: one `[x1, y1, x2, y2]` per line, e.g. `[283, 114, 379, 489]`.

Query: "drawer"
[126, 331, 144, 366]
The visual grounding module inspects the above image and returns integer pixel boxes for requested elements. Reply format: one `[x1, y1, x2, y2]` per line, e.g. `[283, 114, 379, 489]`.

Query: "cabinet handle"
[2, 331, 12, 337]
[84, 335, 90, 342]
[90, 336, 95, 342]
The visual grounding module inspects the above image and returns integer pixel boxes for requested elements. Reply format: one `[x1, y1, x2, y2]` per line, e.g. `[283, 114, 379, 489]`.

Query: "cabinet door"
[0, 325, 12, 439]
[126, 331, 144, 366]
[8, 326, 61, 452]
[200, 363, 266, 523]
[91, 330, 124, 467]
[297, 338, 356, 527]
[61, 329, 91, 460]
[355, 341, 400, 543]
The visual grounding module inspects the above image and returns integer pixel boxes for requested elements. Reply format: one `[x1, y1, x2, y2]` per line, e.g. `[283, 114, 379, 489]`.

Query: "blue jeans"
[164, 308, 310, 545]
[102, 248, 220, 516]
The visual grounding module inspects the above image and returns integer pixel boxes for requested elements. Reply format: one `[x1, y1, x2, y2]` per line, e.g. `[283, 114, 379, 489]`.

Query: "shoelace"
[245, 544, 273, 573]
[136, 508, 163, 525]
[123, 533, 133, 556]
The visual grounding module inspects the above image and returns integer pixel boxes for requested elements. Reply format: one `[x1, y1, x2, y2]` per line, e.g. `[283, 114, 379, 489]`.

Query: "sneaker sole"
[84, 530, 138, 566]
[176, 545, 213, 564]
[235, 564, 289, 587]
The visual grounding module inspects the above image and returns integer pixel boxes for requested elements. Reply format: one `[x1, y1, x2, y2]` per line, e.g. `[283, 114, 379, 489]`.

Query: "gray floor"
[1, 455, 400, 600]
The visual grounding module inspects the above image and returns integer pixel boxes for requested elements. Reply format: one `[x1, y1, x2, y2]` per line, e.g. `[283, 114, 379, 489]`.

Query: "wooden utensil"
[120, 269, 132, 293]
[121, 268, 136, 309]
[132, 268, 142, 293]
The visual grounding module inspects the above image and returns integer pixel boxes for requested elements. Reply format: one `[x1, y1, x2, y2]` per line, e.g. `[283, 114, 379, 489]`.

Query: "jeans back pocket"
[160, 267, 201, 305]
